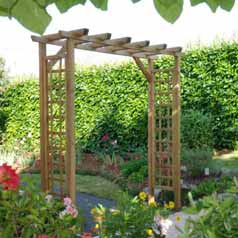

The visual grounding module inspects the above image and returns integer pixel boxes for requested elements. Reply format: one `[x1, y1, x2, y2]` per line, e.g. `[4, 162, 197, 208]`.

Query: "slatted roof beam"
[58, 29, 89, 39]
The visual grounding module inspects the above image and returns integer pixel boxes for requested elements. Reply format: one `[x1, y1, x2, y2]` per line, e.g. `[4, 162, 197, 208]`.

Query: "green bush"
[181, 197, 238, 238]
[191, 176, 234, 200]
[120, 159, 147, 178]
[181, 110, 213, 149]
[1, 41, 238, 152]
[181, 148, 213, 177]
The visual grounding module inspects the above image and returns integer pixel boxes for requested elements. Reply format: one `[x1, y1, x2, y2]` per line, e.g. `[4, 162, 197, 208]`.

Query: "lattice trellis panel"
[155, 68, 174, 190]
[46, 55, 67, 199]
[150, 57, 181, 209]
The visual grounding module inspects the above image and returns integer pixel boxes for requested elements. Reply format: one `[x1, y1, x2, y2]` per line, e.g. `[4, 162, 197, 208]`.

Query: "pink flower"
[102, 134, 110, 141]
[66, 205, 78, 218]
[63, 197, 72, 206]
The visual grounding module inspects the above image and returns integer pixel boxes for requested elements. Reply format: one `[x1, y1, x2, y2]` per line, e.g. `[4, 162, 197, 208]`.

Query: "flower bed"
[0, 163, 84, 238]
[0, 163, 178, 238]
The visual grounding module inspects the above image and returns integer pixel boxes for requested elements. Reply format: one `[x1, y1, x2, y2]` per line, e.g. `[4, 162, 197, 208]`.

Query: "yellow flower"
[149, 201, 158, 208]
[95, 224, 99, 229]
[90, 207, 105, 222]
[139, 191, 147, 201]
[164, 203, 170, 209]
[169, 201, 175, 209]
[90, 208, 97, 215]
[176, 215, 181, 222]
[146, 229, 153, 236]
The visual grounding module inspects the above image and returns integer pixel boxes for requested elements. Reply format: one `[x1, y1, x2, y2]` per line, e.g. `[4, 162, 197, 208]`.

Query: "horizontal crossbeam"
[31, 29, 182, 58]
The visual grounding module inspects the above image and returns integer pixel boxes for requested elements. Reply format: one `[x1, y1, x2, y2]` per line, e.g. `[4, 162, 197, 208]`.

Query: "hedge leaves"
[1, 42, 238, 152]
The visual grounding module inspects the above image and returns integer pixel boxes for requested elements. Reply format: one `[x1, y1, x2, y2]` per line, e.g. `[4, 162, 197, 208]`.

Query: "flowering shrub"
[0, 163, 19, 190]
[90, 192, 174, 238]
[0, 164, 84, 238]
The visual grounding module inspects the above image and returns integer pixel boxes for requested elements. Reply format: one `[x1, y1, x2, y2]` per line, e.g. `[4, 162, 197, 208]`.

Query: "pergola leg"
[39, 43, 49, 192]
[65, 39, 76, 203]
[148, 59, 156, 203]
[173, 55, 181, 209]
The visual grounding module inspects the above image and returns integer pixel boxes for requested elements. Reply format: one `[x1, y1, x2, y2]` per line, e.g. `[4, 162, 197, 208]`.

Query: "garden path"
[76, 192, 115, 231]
[166, 212, 200, 238]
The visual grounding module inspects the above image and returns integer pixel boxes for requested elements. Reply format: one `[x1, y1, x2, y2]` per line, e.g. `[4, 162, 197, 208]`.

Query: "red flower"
[102, 134, 110, 141]
[38, 236, 48, 238]
[0, 163, 20, 190]
[81, 232, 93, 238]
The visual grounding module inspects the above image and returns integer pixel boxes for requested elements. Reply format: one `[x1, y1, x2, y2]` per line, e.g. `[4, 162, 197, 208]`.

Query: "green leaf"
[0, 0, 15, 16]
[131, 0, 142, 3]
[0, 0, 16, 9]
[206, 0, 219, 12]
[11, 0, 51, 34]
[190, 0, 219, 12]
[219, 0, 235, 11]
[153, 0, 184, 23]
[55, 0, 87, 13]
[191, 0, 235, 12]
[90, 0, 108, 10]
[190, 0, 205, 6]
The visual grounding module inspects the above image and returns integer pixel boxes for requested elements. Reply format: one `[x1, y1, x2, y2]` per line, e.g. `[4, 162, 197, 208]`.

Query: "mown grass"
[20, 173, 122, 200]
[212, 151, 238, 171]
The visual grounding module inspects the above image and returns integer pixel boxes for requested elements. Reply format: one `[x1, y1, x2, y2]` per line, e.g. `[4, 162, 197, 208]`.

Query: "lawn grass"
[20, 173, 122, 200]
[212, 151, 238, 171]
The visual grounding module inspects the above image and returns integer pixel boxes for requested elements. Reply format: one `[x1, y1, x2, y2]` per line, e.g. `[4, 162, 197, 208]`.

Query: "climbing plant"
[0, 0, 236, 34]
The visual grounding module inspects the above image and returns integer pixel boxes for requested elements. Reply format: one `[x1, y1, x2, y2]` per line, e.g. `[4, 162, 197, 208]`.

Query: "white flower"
[45, 194, 53, 203]
[59, 210, 67, 219]
[154, 215, 173, 236]
[19, 190, 25, 196]
[160, 218, 173, 236]
[27, 132, 32, 138]
[181, 165, 187, 172]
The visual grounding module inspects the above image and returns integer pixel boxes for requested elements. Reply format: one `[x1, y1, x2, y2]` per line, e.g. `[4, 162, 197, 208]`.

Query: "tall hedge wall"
[1, 42, 238, 152]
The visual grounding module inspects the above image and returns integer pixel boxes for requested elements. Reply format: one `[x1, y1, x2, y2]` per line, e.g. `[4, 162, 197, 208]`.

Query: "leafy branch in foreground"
[0, 0, 236, 34]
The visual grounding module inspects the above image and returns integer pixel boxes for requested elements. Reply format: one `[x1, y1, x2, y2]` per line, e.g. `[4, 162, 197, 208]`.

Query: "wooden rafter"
[31, 29, 182, 58]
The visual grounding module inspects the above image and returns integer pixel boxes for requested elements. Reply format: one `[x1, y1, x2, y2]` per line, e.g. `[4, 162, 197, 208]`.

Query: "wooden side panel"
[173, 55, 181, 209]
[39, 43, 49, 192]
[148, 59, 156, 203]
[65, 39, 76, 203]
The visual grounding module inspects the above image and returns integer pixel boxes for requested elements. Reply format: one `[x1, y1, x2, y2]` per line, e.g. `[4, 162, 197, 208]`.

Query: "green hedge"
[1, 41, 238, 152]
[181, 42, 238, 149]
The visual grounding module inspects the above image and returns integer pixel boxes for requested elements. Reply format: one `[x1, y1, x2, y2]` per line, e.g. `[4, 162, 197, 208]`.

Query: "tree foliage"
[0, 0, 236, 34]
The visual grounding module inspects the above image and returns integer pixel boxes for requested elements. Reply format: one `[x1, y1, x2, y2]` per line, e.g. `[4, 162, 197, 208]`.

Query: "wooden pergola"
[32, 28, 182, 209]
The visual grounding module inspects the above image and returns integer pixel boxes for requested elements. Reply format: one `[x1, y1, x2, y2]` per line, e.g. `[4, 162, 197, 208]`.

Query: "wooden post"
[173, 55, 181, 209]
[39, 43, 49, 192]
[65, 39, 76, 203]
[148, 59, 156, 203]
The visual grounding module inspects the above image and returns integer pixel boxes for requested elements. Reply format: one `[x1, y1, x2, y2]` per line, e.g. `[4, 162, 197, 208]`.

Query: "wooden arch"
[32, 28, 182, 209]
